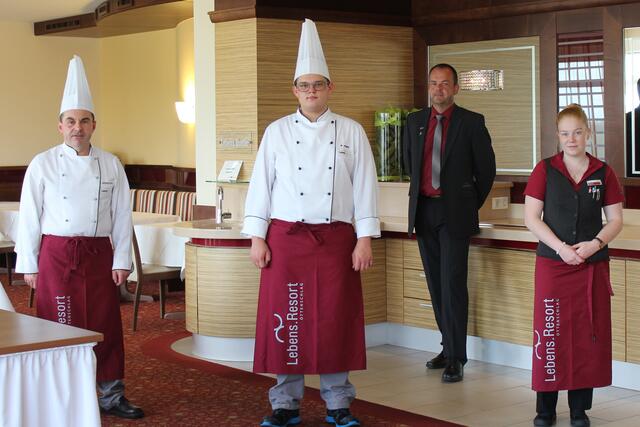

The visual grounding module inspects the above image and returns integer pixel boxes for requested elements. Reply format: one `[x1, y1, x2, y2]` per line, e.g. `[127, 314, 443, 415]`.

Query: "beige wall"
[0, 22, 100, 166]
[0, 20, 195, 168]
[101, 23, 195, 167]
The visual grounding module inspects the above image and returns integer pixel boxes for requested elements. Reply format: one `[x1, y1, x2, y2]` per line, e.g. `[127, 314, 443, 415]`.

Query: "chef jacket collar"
[61, 142, 95, 158]
[295, 107, 334, 125]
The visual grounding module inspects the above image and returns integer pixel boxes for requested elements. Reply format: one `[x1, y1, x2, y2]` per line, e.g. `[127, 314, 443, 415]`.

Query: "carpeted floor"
[2, 275, 462, 427]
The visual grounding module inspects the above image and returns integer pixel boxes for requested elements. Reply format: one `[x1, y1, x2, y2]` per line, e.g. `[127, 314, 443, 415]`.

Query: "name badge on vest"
[587, 179, 602, 200]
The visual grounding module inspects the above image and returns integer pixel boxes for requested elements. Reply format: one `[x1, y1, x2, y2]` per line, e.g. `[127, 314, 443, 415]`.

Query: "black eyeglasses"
[295, 80, 328, 92]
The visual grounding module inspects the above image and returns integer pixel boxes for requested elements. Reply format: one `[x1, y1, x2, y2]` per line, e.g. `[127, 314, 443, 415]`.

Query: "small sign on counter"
[217, 160, 243, 182]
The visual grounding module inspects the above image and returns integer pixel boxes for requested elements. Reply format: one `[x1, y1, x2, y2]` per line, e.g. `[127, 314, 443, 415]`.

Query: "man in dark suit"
[403, 63, 496, 382]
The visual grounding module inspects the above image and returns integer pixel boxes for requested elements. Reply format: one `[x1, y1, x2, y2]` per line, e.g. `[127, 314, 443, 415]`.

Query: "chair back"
[131, 228, 144, 283]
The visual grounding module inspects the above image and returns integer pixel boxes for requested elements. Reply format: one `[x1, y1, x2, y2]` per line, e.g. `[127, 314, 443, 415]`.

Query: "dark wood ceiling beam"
[413, 0, 640, 26]
[209, 0, 412, 26]
[34, 0, 190, 37]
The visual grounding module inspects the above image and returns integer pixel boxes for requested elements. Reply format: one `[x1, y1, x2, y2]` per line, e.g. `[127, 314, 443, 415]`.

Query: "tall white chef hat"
[294, 19, 330, 82]
[59, 54, 95, 116]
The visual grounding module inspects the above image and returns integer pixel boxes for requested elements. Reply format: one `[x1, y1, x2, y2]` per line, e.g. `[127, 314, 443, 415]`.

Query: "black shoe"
[101, 397, 144, 419]
[261, 408, 301, 427]
[442, 360, 464, 383]
[570, 413, 590, 427]
[326, 408, 360, 427]
[533, 413, 556, 426]
[426, 351, 447, 369]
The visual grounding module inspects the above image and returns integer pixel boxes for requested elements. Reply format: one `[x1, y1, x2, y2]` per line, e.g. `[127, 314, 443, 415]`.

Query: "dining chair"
[0, 240, 15, 286]
[131, 228, 182, 331]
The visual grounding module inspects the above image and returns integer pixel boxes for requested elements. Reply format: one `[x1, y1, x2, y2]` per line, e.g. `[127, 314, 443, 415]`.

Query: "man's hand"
[24, 273, 38, 289]
[352, 237, 373, 271]
[112, 269, 130, 286]
[250, 237, 271, 269]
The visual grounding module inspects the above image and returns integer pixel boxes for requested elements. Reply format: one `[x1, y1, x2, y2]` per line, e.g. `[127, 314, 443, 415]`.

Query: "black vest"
[537, 158, 609, 262]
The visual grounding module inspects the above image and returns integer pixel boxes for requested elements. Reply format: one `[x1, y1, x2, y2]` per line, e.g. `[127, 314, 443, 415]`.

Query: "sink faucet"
[216, 187, 224, 224]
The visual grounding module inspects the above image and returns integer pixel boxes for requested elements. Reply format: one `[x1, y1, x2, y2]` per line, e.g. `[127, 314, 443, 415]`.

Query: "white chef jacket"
[243, 108, 380, 239]
[15, 143, 132, 273]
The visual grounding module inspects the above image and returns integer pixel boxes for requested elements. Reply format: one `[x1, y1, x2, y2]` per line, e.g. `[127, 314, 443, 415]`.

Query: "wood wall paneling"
[216, 18, 414, 180]
[125, 164, 196, 191]
[361, 239, 387, 324]
[195, 246, 260, 337]
[402, 240, 422, 270]
[610, 259, 626, 361]
[626, 259, 640, 363]
[403, 297, 438, 330]
[430, 37, 541, 174]
[603, 6, 625, 175]
[386, 239, 404, 323]
[185, 243, 198, 333]
[467, 246, 535, 346]
[257, 19, 414, 146]
[0, 166, 26, 202]
[412, 0, 640, 27]
[215, 19, 259, 182]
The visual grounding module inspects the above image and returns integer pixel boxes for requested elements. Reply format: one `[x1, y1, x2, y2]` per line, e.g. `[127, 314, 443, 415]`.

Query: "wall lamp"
[459, 70, 504, 91]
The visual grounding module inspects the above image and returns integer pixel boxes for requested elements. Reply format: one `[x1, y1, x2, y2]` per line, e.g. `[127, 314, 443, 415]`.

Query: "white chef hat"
[59, 55, 95, 116]
[293, 19, 330, 82]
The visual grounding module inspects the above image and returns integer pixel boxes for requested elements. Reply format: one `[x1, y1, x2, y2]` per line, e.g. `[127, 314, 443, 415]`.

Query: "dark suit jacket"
[403, 105, 496, 238]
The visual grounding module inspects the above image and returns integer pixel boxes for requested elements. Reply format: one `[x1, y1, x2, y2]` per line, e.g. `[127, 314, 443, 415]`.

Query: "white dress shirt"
[243, 109, 380, 239]
[15, 143, 132, 273]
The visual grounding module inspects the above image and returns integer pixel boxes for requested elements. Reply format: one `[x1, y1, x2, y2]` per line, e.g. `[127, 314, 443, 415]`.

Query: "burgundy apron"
[532, 256, 613, 391]
[37, 235, 125, 382]
[253, 219, 366, 374]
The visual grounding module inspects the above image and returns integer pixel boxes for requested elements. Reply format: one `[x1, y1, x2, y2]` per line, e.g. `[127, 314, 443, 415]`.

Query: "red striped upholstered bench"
[129, 189, 196, 221]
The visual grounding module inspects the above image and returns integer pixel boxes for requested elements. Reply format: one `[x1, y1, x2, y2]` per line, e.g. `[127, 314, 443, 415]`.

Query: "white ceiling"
[0, 0, 105, 23]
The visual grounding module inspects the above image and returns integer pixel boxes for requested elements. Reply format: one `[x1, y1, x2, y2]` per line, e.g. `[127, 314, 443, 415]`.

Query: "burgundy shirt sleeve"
[524, 161, 547, 201]
[603, 165, 625, 206]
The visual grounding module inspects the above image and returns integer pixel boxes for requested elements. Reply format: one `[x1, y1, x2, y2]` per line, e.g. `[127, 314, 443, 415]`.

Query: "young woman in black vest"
[524, 104, 624, 427]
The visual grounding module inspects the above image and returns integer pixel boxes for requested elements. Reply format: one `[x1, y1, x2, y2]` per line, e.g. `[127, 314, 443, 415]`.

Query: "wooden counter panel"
[403, 297, 438, 330]
[196, 247, 260, 338]
[404, 268, 430, 301]
[362, 239, 387, 324]
[185, 244, 198, 333]
[403, 240, 422, 270]
[386, 239, 404, 323]
[467, 247, 535, 346]
[626, 260, 640, 363]
[610, 259, 626, 361]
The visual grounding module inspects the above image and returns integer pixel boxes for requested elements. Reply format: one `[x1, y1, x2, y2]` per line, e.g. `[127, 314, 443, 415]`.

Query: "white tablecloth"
[0, 281, 14, 311]
[0, 202, 19, 241]
[0, 206, 186, 272]
[0, 343, 100, 427]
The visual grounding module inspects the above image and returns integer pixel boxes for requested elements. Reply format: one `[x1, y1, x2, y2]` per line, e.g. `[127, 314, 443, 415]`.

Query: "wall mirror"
[625, 27, 640, 177]
[429, 36, 540, 175]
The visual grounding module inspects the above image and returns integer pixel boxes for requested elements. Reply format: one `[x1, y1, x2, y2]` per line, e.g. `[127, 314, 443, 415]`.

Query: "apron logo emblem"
[534, 330, 542, 360]
[273, 314, 285, 343]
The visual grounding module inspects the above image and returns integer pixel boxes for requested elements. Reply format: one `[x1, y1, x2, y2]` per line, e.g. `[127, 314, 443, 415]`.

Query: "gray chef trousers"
[97, 379, 125, 410]
[269, 372, 355, 410]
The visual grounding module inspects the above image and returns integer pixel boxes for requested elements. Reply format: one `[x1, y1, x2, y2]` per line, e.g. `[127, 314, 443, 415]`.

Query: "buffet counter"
[172, 204, 640, 387]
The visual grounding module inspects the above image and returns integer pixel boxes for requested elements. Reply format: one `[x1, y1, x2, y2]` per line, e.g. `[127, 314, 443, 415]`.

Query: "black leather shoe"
[426, 352, 447, 369]
[442, 360, 463, 383]
[533, 414, 556, 426]
[102, 397, 145, 419]
[570, 413, 590, 427]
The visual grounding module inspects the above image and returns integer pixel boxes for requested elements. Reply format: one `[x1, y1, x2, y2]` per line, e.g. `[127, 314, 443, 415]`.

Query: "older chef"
[243, 19, 380, 427]
[15, 55, 143, 420]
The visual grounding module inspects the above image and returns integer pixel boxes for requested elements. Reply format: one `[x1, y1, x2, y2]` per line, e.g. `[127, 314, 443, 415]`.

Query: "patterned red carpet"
[2, 275, 461, 427]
